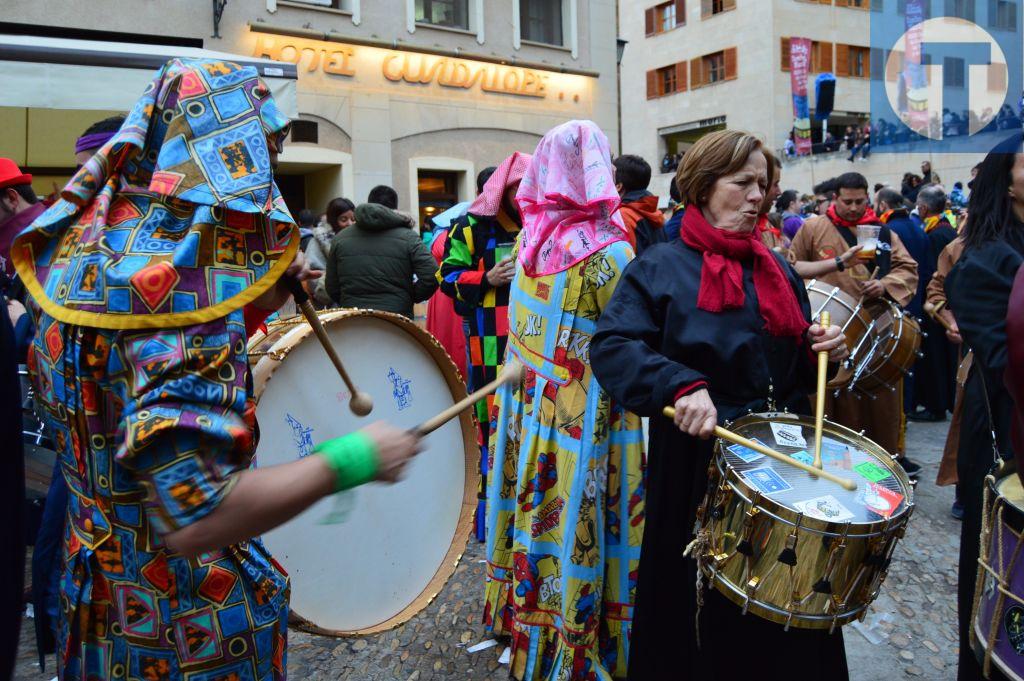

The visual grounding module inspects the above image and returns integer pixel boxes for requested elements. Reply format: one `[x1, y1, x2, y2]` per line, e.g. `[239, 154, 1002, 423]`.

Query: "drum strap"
[977, 367, 1004, 467]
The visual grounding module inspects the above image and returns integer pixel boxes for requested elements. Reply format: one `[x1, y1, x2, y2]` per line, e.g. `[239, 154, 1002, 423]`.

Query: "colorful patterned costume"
[439, 153, 529, 541]
[483, 122, 644, 680]
[483, 243, 645, 680]
[12, 59, 298, 680]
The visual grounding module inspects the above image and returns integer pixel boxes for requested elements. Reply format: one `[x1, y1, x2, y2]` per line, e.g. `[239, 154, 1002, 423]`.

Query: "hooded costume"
[13, 59, 298, 680]
[483, 120, 644, 680]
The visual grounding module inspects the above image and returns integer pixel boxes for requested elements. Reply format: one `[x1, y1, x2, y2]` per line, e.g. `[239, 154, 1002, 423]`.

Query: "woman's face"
[701, 149, 767, 233]
[335, 209, 355, 231]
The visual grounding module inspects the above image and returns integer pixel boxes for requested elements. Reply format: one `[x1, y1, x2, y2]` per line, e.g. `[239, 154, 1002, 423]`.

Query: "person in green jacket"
[325, 185, 438, 318]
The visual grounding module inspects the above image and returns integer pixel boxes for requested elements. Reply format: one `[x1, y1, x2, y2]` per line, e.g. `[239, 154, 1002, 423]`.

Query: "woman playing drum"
[591, 130, 848, 679]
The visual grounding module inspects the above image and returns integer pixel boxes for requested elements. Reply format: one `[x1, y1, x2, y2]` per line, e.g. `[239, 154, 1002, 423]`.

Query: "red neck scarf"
[680, 205, 808, 337]
[827, 203, 879, 230]
[756, 214, 782, 240]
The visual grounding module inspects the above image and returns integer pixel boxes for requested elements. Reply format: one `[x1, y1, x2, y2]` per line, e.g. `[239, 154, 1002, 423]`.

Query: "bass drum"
[849, 301, 923, 396]
[249, 309, 476, 636]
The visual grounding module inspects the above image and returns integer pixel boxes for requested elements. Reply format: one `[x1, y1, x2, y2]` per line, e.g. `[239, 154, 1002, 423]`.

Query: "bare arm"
[165, 455, 335, 558]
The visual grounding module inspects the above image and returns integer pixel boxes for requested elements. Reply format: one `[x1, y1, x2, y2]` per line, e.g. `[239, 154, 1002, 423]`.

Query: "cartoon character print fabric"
[12, 58, 298, 330]
[483, 242, 645, 680]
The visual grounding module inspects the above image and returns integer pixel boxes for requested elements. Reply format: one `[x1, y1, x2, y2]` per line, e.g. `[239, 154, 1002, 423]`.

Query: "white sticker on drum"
[794, 495, 855, 522]
[769, 422, 807, 448]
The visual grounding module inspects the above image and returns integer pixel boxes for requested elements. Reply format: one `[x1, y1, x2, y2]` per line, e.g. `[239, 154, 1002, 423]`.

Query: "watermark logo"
[870, 0, 1022, 153]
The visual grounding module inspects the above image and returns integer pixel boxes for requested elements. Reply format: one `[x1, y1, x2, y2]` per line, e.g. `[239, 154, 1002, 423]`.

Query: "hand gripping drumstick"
[923, 301, 956, 333]
[284, 278, 374, 417]
[813, 310, 831, 470]
[660, 407, 858, 491]
[415, 361, 524, 436]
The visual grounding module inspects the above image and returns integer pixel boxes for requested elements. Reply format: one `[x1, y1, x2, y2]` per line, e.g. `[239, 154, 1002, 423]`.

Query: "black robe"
[916, 221, 960, 414]
[591, 240, 848, 680]
[947, 240, 1022, 681]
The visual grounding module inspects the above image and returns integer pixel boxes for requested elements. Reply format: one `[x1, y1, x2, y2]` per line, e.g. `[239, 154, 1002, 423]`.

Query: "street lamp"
[616, 38, 628, 155]
[616, 38, 628, 65]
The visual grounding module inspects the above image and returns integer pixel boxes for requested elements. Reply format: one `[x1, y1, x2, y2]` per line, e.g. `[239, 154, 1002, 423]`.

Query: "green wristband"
[313, 432, 379, 492]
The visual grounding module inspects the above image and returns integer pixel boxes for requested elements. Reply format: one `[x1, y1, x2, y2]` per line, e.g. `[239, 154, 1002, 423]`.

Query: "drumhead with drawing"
[250, 310, 476, 635]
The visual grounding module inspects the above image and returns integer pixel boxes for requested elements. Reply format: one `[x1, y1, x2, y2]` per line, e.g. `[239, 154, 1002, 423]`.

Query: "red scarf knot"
[680, 205, 808, 338]
[827, 204, 879, 230]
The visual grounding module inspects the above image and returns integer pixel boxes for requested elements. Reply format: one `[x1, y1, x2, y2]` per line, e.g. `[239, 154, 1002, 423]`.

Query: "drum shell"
[851, 302, 922, 395]
[248, 309, 477, 636]
[805, 281, 872, 389]
[698, 412, 914, 630]
[972, 469, 1024, 679]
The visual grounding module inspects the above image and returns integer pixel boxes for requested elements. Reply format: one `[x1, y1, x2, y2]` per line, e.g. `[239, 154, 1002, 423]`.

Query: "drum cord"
[974, 492, 1024, 678]
[683, 528, 712, 648]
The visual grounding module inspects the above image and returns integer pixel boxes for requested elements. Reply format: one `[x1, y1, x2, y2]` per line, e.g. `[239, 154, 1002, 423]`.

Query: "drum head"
[998, 475, 1024, 512]
[252, 310, 475, 635]
[723, 414, 912, 525]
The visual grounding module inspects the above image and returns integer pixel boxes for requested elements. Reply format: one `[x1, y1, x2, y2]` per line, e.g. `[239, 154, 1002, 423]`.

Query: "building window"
[520, 0, 563, 46]
[992, 0, 1017, 30]
[286, 0, 352, 9]
[944, 56, 965, 87]
[837, 44, 871, 78]
[416, 0, 469, 29]
[945, 0, 975, 20]
[701, 0, 735, 19]
[781, 38, 834, 73]
[646, 62, 688, 98]
[691, 47, 737, 87]
[645, 1, 685, 36]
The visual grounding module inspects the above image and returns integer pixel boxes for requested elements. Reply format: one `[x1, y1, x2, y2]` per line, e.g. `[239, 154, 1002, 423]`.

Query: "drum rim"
[714, 411, 915, 537]
[805, 280, 871, 390]
[249, 307, 477, 637]
[853, 301, 922, 390]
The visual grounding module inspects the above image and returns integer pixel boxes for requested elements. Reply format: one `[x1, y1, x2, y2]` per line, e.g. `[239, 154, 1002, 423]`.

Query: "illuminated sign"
[253, 35, 551, 99]
[254, 36, 355, 76]
[382, 54, 547, 98]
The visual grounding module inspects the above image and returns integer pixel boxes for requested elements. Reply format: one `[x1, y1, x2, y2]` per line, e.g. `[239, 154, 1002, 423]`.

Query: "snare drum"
[805, 281, 873, 388]
[848, 301, 923, 395]
[973, 466, 1024, 679]
[249, 309, 477, 636]
[694, 412, 914, 630]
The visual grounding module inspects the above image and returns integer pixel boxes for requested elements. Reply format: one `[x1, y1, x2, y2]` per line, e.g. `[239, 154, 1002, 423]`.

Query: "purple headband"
[74, 132, 116, 155]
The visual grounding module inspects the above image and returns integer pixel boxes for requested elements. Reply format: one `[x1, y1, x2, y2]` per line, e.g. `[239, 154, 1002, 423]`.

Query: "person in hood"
[325, 185, 438, 318]
[613, 154, 666, 254]
[439, 151, 530, 542]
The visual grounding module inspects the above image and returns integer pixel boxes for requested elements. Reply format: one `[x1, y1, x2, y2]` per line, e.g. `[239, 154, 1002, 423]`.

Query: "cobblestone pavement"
[13, 419, 959, 680]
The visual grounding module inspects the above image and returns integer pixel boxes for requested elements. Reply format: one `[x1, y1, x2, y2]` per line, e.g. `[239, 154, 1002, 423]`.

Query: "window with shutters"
[646, 1, 685, 36]
[837, 0, 870, 8]
[705, 51, 725, 83]
[991, 0, 1017, 30]
[660, 65, 678, 94]
[781, 39, 833, 73]
[945, 0, 975, 20]
[701, 0, 735, 19]
[521, 0, 564, 46]
[849, 46, 870, 77]
[646, 62, 688, 97]
[416, 0, 469, 29]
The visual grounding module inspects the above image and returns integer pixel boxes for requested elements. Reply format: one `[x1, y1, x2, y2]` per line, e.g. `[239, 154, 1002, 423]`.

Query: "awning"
[0, 34, 299, 118]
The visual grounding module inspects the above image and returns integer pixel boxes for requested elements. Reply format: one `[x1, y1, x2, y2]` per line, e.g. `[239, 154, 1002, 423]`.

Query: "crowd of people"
[2, 57, 1023, 681]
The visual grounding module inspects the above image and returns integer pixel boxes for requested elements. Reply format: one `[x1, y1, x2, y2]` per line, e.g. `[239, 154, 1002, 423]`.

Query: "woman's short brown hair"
[674, 130, 766, 207]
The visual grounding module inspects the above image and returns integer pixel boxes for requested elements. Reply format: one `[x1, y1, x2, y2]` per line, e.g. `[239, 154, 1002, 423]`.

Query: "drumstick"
[924, 301, 956, 333]
[660, 407, 858, 491]
[813, 310, 831, 470]
[284, 277, 374, 417]
[854, 266, 881, 308]
[415, 361, 524, 436]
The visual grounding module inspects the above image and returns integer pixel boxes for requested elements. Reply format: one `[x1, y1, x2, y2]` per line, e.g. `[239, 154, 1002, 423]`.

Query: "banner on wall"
[789, 37, 813, 155]
[902, 0, 929, 134]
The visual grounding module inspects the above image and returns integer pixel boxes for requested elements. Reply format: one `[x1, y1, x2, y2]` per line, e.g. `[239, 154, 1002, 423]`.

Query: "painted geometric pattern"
[11, 58, 297, 327]
[483, 241, 646, 680]
[28, 305, 289, 680]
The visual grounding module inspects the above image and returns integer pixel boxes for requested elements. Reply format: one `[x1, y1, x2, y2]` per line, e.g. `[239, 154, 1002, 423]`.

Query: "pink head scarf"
[516, 120, 629, 277]
[468, 151, 532, 217]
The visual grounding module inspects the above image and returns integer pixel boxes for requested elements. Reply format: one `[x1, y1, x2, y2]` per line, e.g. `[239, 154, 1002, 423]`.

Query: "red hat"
[0, 158, 32, 190]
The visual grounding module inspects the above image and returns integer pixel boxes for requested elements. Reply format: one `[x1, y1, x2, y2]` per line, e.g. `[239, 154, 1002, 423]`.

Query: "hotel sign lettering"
[382, 54, 547, 98]
[254, 36, 549, 99]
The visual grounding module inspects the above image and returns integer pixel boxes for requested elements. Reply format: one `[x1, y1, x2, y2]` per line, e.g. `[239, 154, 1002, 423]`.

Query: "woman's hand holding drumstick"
[661, 406, 858, 491]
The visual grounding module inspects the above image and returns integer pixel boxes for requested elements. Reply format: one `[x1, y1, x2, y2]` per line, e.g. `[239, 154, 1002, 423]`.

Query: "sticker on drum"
[721, 417, 911, 523]
[770, 422, 807, 448]
[793, 494, 854, 522]
[1006, 606, 1024, 655]
[727, 439, 767, 463]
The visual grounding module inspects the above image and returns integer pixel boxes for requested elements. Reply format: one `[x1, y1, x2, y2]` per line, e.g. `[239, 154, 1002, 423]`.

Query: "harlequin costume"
[439, 151, 530, 542]
[12, 59, 300, 680]
[483, 121, 645, 680]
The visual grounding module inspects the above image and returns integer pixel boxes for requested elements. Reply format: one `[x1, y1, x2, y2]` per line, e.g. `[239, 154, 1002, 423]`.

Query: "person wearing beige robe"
[928, 238, 967, 487]
[789, 197, 919, 458]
